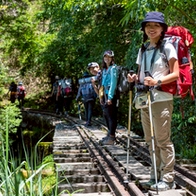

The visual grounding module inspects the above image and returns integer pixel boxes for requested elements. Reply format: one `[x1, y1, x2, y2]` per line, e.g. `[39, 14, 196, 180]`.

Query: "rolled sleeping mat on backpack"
[78, 76, 97, 84]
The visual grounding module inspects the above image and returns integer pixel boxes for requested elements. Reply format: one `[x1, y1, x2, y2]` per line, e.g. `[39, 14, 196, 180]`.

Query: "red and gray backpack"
[18, 85, 26, 98]
[160, 26, 194, 100]
[60, 78, 72, 98]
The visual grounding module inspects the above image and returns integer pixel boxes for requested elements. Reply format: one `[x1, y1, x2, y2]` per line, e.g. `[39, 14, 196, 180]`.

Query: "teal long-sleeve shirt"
[102, 64, 118, 100]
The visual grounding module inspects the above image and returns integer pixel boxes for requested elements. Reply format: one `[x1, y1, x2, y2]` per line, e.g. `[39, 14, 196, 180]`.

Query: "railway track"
[22, 109, 196, 196]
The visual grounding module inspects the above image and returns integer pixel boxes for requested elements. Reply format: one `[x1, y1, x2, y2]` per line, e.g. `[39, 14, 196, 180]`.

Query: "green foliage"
[0, 62, 8, 98]
[0, 154, 57, 195]
[0, 0, 47, 76]
[0, 118, 58, 196]
[0, 104, 22, 144]
[1, 0, 196, 80]
[36, 0, 135, 84]
[171, 98, 196, 159]
[180, 144, 196, 161]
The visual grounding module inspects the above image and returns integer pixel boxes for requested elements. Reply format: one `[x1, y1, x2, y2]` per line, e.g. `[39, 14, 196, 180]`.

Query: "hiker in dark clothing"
[51, 75, 63, 115]
[61, 77, 73, 117]
[7, 81, 17, 103]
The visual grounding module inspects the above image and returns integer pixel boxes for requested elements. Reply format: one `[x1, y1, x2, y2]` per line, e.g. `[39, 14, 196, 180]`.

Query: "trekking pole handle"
[129, 70, 135, 91]
[144, 70, 151, 91]
[144, 70, 152, 77]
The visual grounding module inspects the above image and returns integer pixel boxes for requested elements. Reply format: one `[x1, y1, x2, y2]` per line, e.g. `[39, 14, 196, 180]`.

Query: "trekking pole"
[145, 70, 158, 194]
[124, 70, 134, 183]
[78, 102, 82, 120]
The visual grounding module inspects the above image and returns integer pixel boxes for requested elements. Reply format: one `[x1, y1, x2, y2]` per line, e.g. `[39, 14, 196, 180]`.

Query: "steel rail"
[22, 109, 196, 196]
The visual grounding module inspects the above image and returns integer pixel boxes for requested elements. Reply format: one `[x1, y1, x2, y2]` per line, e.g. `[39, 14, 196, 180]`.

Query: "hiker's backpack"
[116, 66, 130, 95]
[52, 81, 57, 94]
[160, 26, 194, 99]
[9, 82, 17, 103]
[60, 79, 72, 98]
[18, 85, 26, 99]
[10, 83, 17, 93]
[81, 83, 97, 102]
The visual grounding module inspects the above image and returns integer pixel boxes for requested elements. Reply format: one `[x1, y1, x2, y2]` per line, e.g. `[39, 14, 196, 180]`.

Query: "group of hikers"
[6, 11, 184, 192]
[51, 76, 73, 117]
[7, 81, 26, 107]
[5, 10, 189, 193]
[52, 11, 179, 192]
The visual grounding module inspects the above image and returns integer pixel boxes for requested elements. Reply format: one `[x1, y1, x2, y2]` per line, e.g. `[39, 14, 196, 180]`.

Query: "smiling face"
[104, 54, 113, 66]
[145, 22, 163, 40]
[89, 66, 99, 76]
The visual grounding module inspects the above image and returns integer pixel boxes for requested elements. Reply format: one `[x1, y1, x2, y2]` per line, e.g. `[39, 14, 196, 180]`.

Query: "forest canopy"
[0, 0, 195, 84]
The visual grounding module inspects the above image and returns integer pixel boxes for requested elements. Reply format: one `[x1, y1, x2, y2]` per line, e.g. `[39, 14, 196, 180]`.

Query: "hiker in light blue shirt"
[100, 50, 118, 145]
[102, 64, 118, 101]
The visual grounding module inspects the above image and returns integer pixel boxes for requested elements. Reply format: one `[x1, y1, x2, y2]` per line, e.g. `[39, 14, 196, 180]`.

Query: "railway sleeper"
[22, 110, 196, 196]
[53, 123, 113, 195]
[84, 124, 190, 196]
[52, 119, 195, 196]
[58, 182, 110, 194]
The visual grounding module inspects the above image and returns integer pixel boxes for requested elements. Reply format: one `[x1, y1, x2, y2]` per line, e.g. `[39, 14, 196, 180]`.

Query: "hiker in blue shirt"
[100, 50, 118, 145]
[76, 72, 97, 126]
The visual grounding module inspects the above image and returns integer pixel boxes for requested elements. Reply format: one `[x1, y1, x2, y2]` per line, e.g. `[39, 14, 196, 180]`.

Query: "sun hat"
[87, 62, 99, 69]
[103, 50, 114, 57]
[141, 11, 168, 31]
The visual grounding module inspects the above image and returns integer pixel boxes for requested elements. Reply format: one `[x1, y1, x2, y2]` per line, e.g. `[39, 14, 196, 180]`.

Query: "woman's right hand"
[127, 73, 137, 83]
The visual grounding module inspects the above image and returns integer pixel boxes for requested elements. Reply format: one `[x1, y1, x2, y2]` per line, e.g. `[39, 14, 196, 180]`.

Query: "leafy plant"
[0, 103, 22, 145]
[180, 145, 196, 161]
[171, 98, 196, 160]
[0, 112, 58, 196]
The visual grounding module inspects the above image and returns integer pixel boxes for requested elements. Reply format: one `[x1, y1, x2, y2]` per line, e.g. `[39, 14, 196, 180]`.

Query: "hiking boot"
[56, 109, 59, 114]
[100, 131, 111, 142]
[99, 136, 109, 145]
[142, 179, 155, 189]
[150, 180, 176, 191]
[64, 111, 69, 117]
[85, 122, 91, 127]
[100, 135, 109, 142]
[102, 136, 115, 145]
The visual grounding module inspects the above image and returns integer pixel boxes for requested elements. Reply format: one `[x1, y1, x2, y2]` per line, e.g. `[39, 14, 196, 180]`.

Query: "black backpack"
[116, 66, 130, 95]
[10, 83, 17, 92]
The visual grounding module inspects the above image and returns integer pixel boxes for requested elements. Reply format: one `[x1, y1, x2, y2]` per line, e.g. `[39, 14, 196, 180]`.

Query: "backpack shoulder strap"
[159, 39, 169, 64]
[144, 47, 158, 72]
[160, 40, 167, 54]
